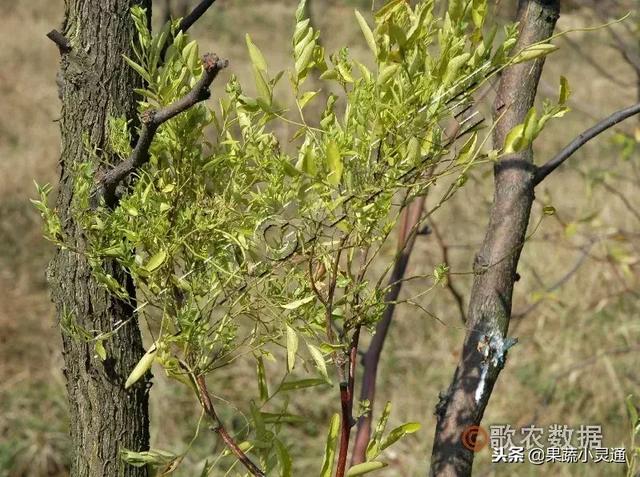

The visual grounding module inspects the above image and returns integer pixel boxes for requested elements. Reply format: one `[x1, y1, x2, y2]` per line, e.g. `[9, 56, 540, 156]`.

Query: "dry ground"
[0, 1, 638, 476]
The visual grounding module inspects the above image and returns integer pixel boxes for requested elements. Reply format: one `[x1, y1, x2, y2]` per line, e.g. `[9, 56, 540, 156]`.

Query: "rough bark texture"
[428, 1, 560, 476]
[47, 1, 151, 476]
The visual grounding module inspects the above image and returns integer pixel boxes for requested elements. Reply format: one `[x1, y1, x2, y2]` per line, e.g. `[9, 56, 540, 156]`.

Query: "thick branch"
[194, 375, 266, 477]
[429, 1, 560, 475]
[46, 29, 72, 54]
[96, 53, 228, 206]
[179, 0, 218, 33]
[534, 102, 640, 185]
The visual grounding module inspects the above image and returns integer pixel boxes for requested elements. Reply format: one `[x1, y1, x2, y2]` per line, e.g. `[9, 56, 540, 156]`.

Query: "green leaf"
[280, 378, 328, 391]
[543, 205, 556, 216]
[320, 414, 340, 477]
[144, 250, 167, 272]
[123, 55, 151, 83]
[286, 325, 298, 372]
[275, 439, 292, 477]
[125, 345, 157, 389]
[299, 90, 319, 110]
[559, 75, 571, 104]
[503, 123, 525, 154]
[443, 53, 471, 86]
[301, 148, 317, 175]
[326, 140, 343, 185]
[295, 0, 307, 21]
[121, 448, 176, 468]
[511, 43, 558, 64]
[260, 412, 306, 424]
[182, 39, 200, 71]
[337, 63, 354, 83]
[407, 136, 420, 164]
[257, 356, 269, 401]
[456, 132, 477, 164]
[346, 461, 388, 476]
[95, 340, 107, 361]
[355, 10, 377, 57]
[626, 395, 640, 433]
[307, 343, 330, 382]
[448, 0, 464, 21]
[523, 107, 538, 143]
[294, 19, 311, 45]
[253, 66, 272, 104]
[366, 401, 391, 460]
[380, 422, 421, 451]
[377, 63, 399, 85]
[282, 295, 315, 309]
[472, 0, 487, 29]
[296, 38, 316, 77]
[246, 34, 268, 72]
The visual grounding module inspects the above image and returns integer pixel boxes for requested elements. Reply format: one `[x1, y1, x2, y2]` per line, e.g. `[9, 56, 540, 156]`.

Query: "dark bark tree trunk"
[48, 1, 151, 475]
[429, 2, 560, 476]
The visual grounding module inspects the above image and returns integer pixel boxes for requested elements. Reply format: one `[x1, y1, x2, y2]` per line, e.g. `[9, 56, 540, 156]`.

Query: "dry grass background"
[0, 1, 638, 476]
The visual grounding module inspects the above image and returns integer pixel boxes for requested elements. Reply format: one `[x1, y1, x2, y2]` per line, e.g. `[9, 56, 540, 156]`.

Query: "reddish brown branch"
[194, 375, 266, 477]
[95, 53, 228, 207]
[352, 197, 425, 465]
[335, 326, 361, 477]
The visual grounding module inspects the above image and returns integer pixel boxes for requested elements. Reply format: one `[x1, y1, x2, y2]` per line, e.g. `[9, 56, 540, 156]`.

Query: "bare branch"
[95, 53, 228, 206]
[534, 102, 640, 185]
[194, 374, 266, 477]
[513, 242, 593, 321]
[178, 0, 218, 34]
[430, 220, 467, 323]
[46, 30, 71, 54]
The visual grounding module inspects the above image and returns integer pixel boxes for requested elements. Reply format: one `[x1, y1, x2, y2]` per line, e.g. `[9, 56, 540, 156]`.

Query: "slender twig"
[534, 102, 640, 185]
[194, 374, 266, 477]
[561, 34, 631, 87]
[600, 180, 640, 222]
[95, 53, 228, 206]
[512, 242, 593, 322]
[430, 220, 467, 323]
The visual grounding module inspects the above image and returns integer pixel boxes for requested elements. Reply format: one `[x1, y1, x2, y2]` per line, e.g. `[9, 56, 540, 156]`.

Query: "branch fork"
[94, 53, 228, 207]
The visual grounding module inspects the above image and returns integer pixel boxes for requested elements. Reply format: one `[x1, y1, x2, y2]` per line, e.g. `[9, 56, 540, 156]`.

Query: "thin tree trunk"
[429, 2, 560, 476]
[352, 198, 425, 464]
[48, 1, 151, 475]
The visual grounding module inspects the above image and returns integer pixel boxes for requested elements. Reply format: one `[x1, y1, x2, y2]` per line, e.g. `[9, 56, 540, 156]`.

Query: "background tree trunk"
[429, 1, 560, 476]
[48, 1, 151, 475]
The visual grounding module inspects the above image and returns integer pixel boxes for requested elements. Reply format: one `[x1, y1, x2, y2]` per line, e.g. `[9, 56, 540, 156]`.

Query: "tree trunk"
[48, 1, 151, 476]
[428, 1, 560, 476]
